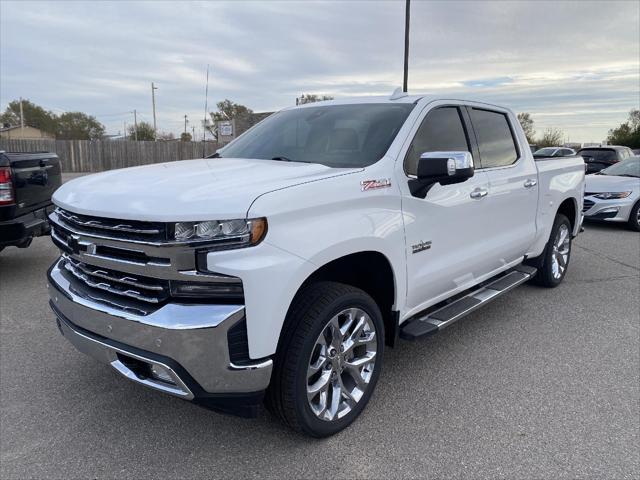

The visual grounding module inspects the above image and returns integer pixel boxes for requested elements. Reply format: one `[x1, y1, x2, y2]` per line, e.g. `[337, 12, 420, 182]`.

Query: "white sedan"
[584, 156, 640, 231]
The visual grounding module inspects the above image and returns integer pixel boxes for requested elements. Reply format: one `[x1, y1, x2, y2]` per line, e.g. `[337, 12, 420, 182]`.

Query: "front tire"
[531, 213, 572, 287]
[266, 282, 384, 437]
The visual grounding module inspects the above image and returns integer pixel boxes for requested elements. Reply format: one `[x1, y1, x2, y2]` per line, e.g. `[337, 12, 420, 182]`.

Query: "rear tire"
[266, 281, 384, 437]
[627, 200, 640, 232]
[530, 213, 572, 287]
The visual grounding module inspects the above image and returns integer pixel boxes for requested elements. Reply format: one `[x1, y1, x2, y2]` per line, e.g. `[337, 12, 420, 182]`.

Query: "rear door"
[466, 107, 538, 267]
[8, 152, 61, 214]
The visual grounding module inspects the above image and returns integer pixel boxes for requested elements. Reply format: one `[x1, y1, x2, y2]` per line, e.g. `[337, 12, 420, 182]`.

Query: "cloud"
[1, 0, 638, 142]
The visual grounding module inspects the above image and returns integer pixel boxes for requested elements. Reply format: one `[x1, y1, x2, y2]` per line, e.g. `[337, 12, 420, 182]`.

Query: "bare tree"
[517, 112, 536, 144]
[157, 131, 176, 141]
[538, 128, 565, 148]
[297, 94, 334, 105]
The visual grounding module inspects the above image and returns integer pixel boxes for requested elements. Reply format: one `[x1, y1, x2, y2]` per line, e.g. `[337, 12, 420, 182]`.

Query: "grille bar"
[61, 256, 169, 305]
[583, 199, 595, 212]
[54, 208, 165, 241]
[65, 256, 164, 292]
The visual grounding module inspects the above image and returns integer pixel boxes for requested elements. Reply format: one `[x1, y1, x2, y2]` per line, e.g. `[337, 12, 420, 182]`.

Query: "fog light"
[599, 207, 619, 214]
[150, 364, 175, 384]
[170, 280, 244, 299]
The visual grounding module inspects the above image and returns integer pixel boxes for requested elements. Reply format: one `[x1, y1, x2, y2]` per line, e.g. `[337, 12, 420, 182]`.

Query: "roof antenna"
[390, 87, 408, 100]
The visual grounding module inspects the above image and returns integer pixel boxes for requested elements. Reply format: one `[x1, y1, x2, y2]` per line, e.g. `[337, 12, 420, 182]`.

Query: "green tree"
[517, 112, 536, 145]
[538, 127, 565, 148]
[56, 112, 105, 140]
[207, 99, 253, 140]
[180, 132, 192, 142]
[0, 99, 57, 134]
[607, 109, 640, 148]
[127, 121, 155, 141]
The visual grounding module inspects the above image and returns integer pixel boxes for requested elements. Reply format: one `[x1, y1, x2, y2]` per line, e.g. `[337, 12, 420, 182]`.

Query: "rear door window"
[469, 108, 519, 168]
[404, 107, 470, 176]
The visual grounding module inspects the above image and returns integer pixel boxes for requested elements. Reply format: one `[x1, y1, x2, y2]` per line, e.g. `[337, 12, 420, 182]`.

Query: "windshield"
[578, 149, 617, 161]
[599, 156, 640, 177]
[218, 103, 415, 168]
[534, 147, 557, 156]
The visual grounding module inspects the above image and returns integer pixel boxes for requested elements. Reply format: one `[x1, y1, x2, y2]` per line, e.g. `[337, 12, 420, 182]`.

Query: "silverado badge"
[412, 240, 432, 254]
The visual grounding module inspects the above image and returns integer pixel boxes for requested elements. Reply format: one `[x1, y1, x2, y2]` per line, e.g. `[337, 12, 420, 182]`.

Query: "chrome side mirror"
[417, 151, 474, 182]
[409, 151, 475, 198]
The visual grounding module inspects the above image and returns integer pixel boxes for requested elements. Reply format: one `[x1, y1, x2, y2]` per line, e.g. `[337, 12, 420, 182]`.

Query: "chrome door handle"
[524, 179, 537, 188]
[470, 188, 488, 199]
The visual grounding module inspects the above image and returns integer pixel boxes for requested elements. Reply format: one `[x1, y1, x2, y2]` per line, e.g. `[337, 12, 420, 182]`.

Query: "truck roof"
[284, 92, 508, 112]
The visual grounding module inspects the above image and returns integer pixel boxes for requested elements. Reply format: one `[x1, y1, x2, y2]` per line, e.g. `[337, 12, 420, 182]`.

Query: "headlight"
[171, 218, 267, 248]
[593, 191, 632, 200]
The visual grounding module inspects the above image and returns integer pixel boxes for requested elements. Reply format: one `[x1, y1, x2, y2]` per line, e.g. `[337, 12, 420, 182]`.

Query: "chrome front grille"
[54, 208, 166, 242]
[583, 199, 595, 212]
[61, 255, 170, 305]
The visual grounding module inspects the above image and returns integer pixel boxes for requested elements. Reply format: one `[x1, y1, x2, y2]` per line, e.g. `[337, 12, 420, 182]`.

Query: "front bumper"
[48, 259, 273, 414]
[583, 195, 636, 223]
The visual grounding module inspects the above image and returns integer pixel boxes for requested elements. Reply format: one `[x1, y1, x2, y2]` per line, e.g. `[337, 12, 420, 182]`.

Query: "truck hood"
[585, 174, 640, 194]
[53, 158, 360, 221]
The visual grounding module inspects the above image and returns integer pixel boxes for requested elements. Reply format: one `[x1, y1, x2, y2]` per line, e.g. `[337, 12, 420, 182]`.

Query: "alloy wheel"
[551, 223, 570, 280]
[306, 308, 377, 422]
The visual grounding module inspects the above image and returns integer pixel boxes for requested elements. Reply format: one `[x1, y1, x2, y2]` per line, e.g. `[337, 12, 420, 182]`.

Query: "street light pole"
[151, 82, 158, 140]
[403, 0, 410, 93]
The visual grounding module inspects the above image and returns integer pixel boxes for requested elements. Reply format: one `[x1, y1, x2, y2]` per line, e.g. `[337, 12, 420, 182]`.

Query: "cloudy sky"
[1, 0, 638, 142]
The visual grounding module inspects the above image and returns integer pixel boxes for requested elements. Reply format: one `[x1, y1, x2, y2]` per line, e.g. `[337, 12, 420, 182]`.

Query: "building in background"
[0, 125, 55, 140]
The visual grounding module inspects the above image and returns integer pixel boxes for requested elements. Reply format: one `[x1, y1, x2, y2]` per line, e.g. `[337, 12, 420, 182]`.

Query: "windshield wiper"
[271, 156, 318, 164]
[617, 174, 639, 178]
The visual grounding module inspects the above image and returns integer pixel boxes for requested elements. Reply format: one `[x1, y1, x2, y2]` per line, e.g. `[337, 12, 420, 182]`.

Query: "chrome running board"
[400, 265, 537, 340]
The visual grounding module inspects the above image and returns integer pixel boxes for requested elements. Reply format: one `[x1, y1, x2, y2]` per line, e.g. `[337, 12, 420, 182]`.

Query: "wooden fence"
[0, 139, 221, 172]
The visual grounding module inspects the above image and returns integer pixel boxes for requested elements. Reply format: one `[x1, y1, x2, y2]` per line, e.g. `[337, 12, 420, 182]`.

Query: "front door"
[398, 105, 495, 316]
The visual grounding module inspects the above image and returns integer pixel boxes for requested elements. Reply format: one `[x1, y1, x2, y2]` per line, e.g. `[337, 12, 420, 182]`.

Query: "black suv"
[578, 146, 635, 173]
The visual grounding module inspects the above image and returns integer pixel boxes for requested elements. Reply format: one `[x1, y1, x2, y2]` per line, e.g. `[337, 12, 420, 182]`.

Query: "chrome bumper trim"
[57, 315, 194, 399]
[49, 260, 273, 394]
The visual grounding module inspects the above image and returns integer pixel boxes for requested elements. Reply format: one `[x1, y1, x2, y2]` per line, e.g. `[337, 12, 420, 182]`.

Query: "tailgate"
[7, 152, 62, 213]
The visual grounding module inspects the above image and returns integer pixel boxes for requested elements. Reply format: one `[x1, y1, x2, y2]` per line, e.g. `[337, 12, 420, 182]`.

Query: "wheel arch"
[283, 250, 399, 348]
[557, 196, 579, 235]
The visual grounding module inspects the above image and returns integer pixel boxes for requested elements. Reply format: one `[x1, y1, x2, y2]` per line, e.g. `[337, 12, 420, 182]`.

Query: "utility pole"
[202, 64, 210, 157]
[124, 121, 127, 141]
[19, 97, 24, 129]
[192, 126, 195, 139]
[151, 82, 158, 140]
[184, 114, 188, 134]
[403, 0, 411, 92]
[133, 109, 138, 142]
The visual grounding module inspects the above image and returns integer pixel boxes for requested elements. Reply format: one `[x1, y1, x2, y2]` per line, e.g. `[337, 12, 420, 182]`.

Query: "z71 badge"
[360, 178, 392, 191]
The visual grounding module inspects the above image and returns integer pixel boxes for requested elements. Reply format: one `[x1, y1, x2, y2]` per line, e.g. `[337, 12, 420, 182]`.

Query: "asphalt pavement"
[1, 220, 638, 479]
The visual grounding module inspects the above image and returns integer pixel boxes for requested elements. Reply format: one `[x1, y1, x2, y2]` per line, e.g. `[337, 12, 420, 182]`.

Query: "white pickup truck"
[47, 92, 585, 437]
